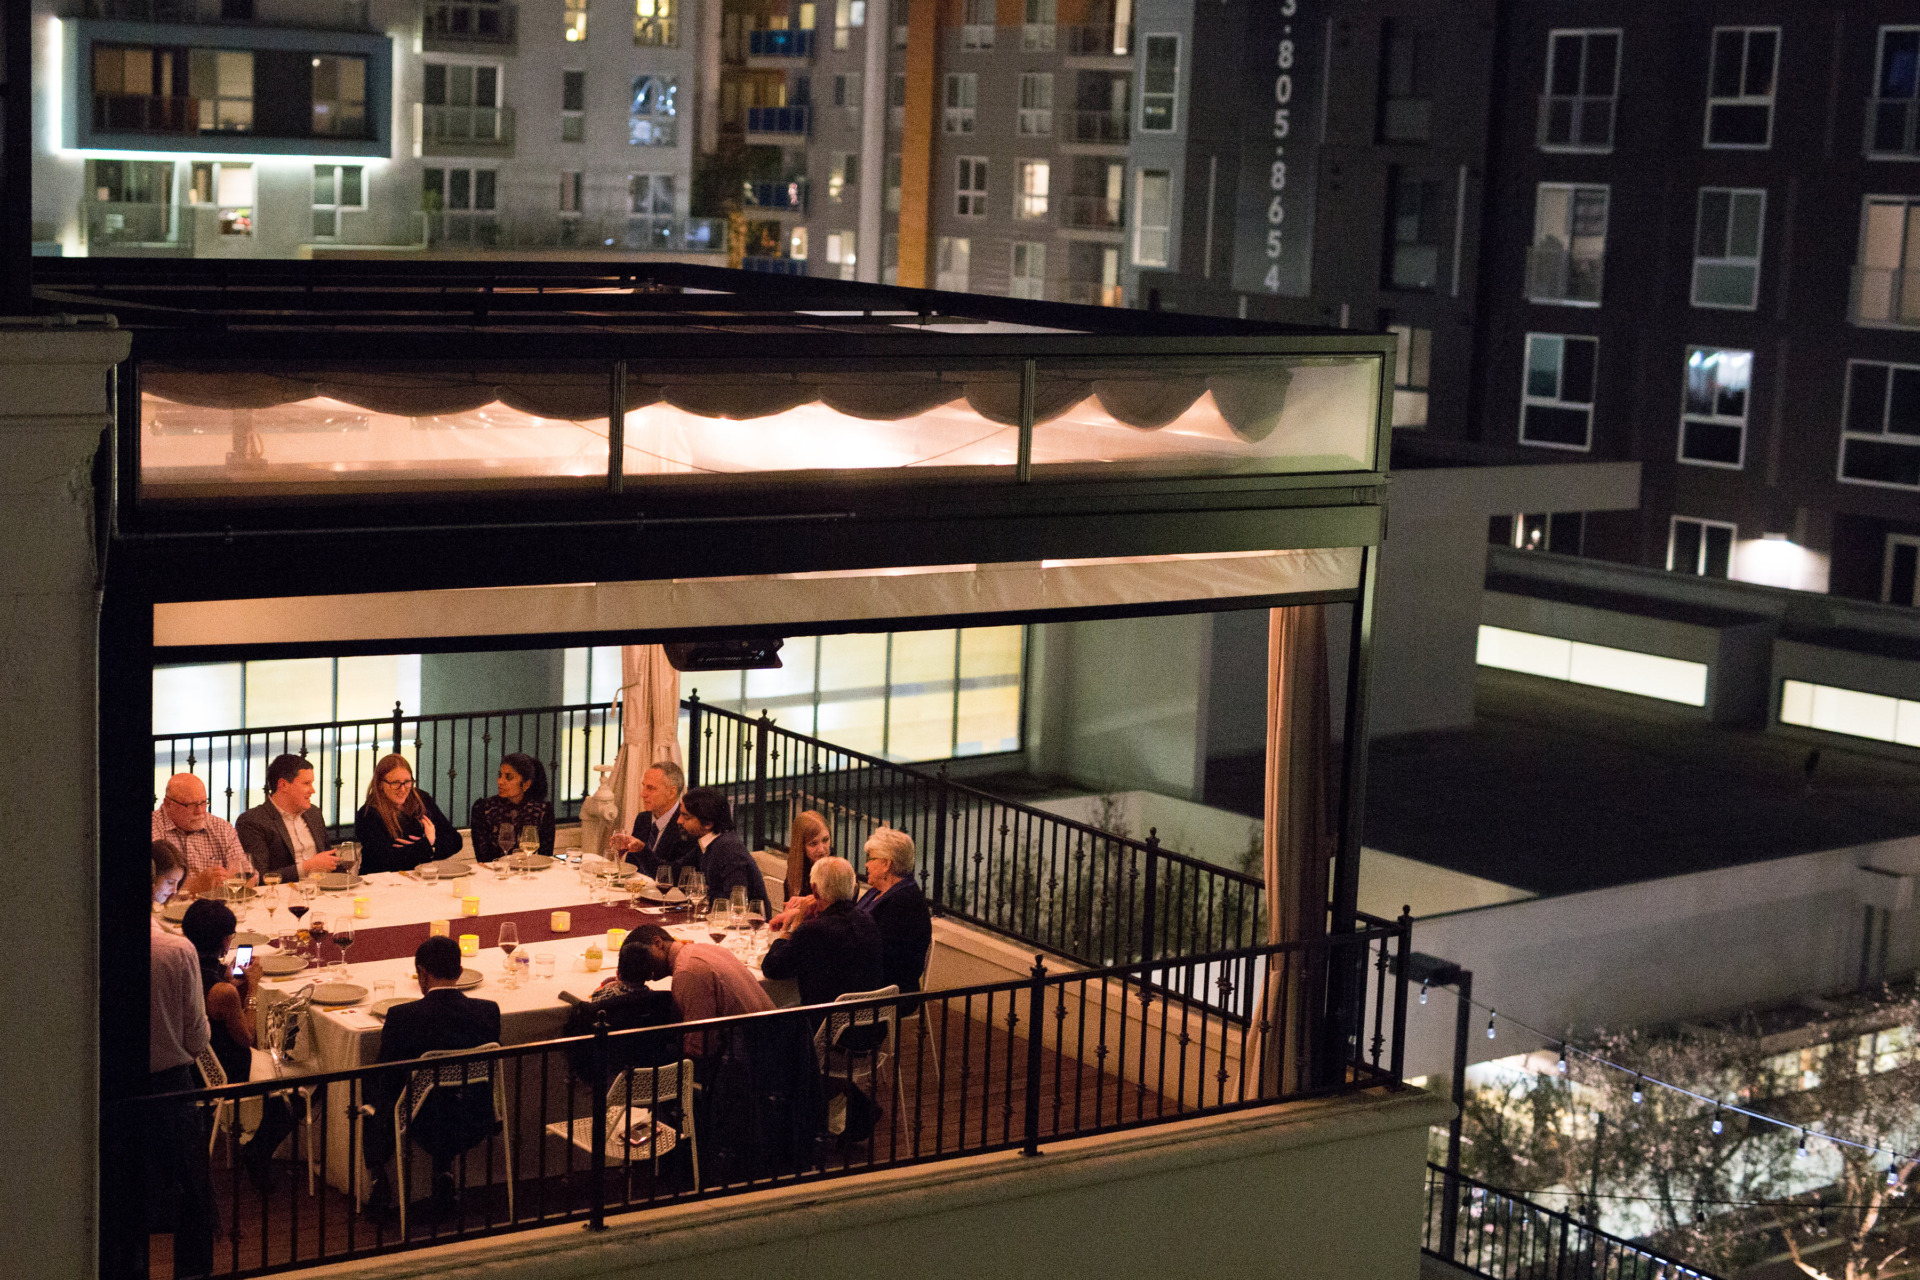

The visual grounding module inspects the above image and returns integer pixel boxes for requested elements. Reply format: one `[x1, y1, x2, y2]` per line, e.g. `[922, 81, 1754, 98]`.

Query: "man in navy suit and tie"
[609, 761, 699, 880]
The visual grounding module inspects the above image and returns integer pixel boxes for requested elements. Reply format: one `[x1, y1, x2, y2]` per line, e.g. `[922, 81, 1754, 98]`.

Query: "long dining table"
[197, 858, 794, 1193]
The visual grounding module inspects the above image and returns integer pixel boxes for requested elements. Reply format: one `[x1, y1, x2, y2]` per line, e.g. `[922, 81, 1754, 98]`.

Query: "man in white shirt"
[150, 908, 213, 1275]
[235, 754, 338, 882]
[151, 773, 255, 894]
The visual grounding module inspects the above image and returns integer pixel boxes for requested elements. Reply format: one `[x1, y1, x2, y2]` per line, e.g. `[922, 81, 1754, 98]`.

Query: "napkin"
[329, 1009, 382, 1030]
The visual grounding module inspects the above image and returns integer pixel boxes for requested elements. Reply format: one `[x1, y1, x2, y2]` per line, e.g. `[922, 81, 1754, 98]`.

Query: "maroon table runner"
[338, 902, 694, 964]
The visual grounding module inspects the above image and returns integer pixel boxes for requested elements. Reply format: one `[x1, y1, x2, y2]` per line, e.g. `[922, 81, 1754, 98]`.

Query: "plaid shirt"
[151, 808, 256, 879]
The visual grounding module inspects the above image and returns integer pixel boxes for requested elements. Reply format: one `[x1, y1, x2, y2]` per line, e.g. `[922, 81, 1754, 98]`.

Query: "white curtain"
[612, 643, 684, 834]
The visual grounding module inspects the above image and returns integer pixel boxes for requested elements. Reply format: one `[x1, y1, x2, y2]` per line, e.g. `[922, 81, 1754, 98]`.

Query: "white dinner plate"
[455, 967, 484, 990]
[314, 872, 362, 891]
[162, 899, 191, 923]
[231, 931, 269, 948]
[370, 997, 418, 1019]
[261, 954, 309, 977]
[311, 982, 368, 1007]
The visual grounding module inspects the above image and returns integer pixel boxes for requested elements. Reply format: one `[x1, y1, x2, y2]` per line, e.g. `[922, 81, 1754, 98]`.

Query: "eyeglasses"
[166, 798, 211, 812]
[382, 778, 415, 791]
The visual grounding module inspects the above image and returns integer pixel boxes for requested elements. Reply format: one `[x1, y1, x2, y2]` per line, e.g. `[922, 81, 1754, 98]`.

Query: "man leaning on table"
[363, 935, 503, 1218]
[152, 773, 257, 895]
[235, 753, 337, 882]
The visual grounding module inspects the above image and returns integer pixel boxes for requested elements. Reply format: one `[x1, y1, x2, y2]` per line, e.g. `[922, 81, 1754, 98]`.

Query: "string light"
[1414, 980, 1916, 1168]
[1557, 1043, 1569, 1074]
[1419, 978, 1429, 1005]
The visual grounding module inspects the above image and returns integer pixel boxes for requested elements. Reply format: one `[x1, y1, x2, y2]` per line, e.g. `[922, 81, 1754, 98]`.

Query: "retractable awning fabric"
[152, 549, 1363, 651]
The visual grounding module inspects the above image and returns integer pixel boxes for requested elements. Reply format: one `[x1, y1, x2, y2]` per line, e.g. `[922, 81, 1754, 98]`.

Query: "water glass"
[512, 953, 531, 986]
[372, 979, 395, 1002]
[420, 864, 440, 888]
[533, 952, 555, 980]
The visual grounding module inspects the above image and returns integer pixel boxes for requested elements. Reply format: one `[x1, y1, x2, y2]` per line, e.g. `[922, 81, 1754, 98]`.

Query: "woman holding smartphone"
[181, 899, 295, 1191]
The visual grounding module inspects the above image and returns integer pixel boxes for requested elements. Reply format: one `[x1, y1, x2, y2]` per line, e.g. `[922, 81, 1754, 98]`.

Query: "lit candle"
[352, 895, 370, 919]
[606, 928, 627, 952]
[551, 911, 571, 932]
[430, 919, 450, 937]
[462, 895, 480, 917]
[458, 934, 479, 957]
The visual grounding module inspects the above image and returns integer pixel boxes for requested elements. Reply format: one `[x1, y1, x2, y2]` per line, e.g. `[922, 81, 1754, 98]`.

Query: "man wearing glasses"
[152, 772, 256, 894]
[235, 753, 339, 882]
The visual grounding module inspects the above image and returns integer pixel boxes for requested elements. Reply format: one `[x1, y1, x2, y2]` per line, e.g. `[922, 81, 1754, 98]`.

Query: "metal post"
[685, 691, 703, 788]
[607, 360, 627, 494]
[1022, 955, 1046, 1156]
[1389, 908, 1412, 1084]
[587, 1012, 610, 1231]
[931, 763, 950, 909]
[1440, 966, 1472, 1259]
[1, 0, 32, 314]
[1016, 358, 1035, 482]
[1139, 829, 1160, 967]
[752, 710, 771, 851]
[391, 700, 404, 755]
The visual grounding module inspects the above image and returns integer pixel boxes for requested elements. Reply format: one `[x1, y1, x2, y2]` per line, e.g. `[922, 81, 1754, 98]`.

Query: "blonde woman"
[354, 754, 462, 873]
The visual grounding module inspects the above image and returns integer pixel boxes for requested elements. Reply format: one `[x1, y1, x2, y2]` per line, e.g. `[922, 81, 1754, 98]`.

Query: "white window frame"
[1677, 346, 1753, 471]
[1519, 332, 1598, 452]
[1668, 516, 1737, 577]
[1018, 71, 1053, 136]
[1133, 168, 1170, 267]
[561, 69, 586, 142]
[829, 151, 859, 203]
[1539, 28, 1621, 154]
[1868, 27, 1920, 159]
[310, 163, 364, 240]
[936, 234, 970, 292]
[421, 59, 507, 143]
[1884, 533, 1920, 605]
[1016, 159, 1049, 219]
[629, 74, 678, 145]
[1010, 240, 1046, 300]
[825, 229, 857, 280]
[832, 71, 863, 118]
[955, 156, 988, 218]
[1692, 187, 1765, 311]
[961, 0, 994, 50]
[1140, 33, 1179, 133]
[559, 169, 584, 214]
[1023, 0, 1055, 51]
[634, 0, 677, 47]
[1526, 182, 1609, 306]
[1840, 358, 1920, 491]
[1704, 26, 1778, 150]
[1388, 323, 1431, 428]
[1854, 195, 1920, 328]
[944, 73, 977, 134]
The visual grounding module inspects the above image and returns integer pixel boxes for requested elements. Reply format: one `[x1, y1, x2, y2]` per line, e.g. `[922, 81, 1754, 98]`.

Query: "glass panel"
[244, 657, 335, 727]
[336, 654, 422, 720]
[818, 633, 888, 693]
[153, 663, 244, 734]
[887, 691, 954, 761]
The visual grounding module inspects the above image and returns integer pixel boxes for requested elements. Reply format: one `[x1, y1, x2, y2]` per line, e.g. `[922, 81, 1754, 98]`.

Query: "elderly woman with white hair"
[854, 828, 933, 996]
[760, 854, 883, 1007]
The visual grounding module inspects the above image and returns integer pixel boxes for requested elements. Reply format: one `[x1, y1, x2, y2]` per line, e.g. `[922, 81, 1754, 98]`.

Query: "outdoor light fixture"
[1631, 1076, 1643, 1104]
[1419, 979, 1428, 1005]
[1798, 1130, 1809, 1159]
[1557, 1044, 1568, 1074]
[1890, 1162, 1901, 1187]
[1711, 1108, 1723, 1136]
[1486, 1009, 1496, 1040]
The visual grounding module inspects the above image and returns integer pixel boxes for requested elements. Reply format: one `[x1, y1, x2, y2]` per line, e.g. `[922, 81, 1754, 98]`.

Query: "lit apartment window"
[936, 235, 971, 292]
[1388, 324, 1430, 428]
[561, 69, 585, 141]
[831, 0, 865, 52]
[1527, 183, 1608, 305]
[424, 62, 504, 143]
[962, 0, 994, 50]
[1378, 20, 1431, 142]
[627, 171, 674, 246]
[1024, 0, 1056, 51]
[1693, 188, 1764, 310]
[1539, 28, 1619, 152]
[832, 72, 863, 118]
[825, 230, 857, 280]
[565, 0, 587, 41]
[192, 50, 255, 132]
[1017, 160, 1049, 219]
[790, 225, 809, 260]
[1141, 35, 1178, 132]
[1705, 27, 1777, 148]
[1841, 359, 1920, 489]
[1868, 28, 1920, 157]
[1679, 347, 1751, 469]
[190, 161, 254, 236]
[1385, 168, 1442, 291]
[1669, 517, 1734, 578]
[1134, 169, 1170, 267]
[829, 152, 859, 202]
[944, 73, 977, 133]
[1780, 679, 1920, 748]
[559, 170, 584, 213]
[1010, 241, 1046, 299]
[1854, 196, 1920, 328]
[1018, 72, 1054, 136]
[310, 163, 363, 238]
[1520, 333, 1598, 451]
[630, 75, 677, 145]
[310, 55, 367, 137]
[956, 156, 987, 217]
[634, 0, 676, 46]
[1883, 534, 1920, 606]
[884, 151, 901, 213]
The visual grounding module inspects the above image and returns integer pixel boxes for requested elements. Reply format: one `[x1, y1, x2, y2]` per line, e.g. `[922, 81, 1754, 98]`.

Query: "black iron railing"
[684, 696, 1267, 969]
[119, 925, 1410, 1279]
[1422, 1164, 1721, 1280]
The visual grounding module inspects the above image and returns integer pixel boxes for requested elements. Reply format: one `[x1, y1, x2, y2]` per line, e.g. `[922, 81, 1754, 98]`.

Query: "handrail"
[1423, 1163, 1721, 1280]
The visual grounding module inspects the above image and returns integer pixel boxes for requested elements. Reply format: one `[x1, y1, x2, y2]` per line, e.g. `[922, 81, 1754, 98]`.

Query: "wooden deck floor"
[147, 1010, 1200, 1279]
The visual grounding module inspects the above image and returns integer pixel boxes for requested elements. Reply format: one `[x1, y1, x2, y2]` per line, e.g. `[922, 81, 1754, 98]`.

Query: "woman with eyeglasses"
[354, 753, 462, 873]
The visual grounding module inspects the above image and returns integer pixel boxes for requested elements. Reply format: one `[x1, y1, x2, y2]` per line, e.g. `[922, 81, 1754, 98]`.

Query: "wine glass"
[332, 919, 355, 977]
[307, 912, 331, 969]
[496, 822, 517, 866]
[707, 900, 732, 945]
[286, 894, 310, 957]
[745, 899, 768, 959]
[260, 881, 281, 941]
[334, 842, 361, 878]
[684, 870, 708, 919]
[518, 825, 540, 879]
[498, 922, 519, 984]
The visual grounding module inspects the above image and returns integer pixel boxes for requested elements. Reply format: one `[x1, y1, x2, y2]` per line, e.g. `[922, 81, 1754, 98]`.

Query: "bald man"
[152, 773, 256, 895]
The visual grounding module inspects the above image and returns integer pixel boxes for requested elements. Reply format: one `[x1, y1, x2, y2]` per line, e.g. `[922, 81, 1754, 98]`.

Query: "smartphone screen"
[232, 944, 253, 975]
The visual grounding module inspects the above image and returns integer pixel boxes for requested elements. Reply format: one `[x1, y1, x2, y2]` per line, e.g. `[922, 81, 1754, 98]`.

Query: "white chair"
[392, 1044, 514, 1238]
[751, 850, 789, 911]
[544, 1059, 699, 1192]
[816, 985, 902, 1126]
[195, 1046, 233, 1160]
[897, 945, 943, 1088]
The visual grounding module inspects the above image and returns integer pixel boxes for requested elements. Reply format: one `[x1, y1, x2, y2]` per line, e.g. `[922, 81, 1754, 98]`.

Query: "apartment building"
[35, 0, 709, 258]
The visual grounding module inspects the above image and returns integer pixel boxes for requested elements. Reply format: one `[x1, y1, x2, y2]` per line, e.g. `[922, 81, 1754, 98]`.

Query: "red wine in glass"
[708, 929, 727, 943]
[334, 929, 354, 962]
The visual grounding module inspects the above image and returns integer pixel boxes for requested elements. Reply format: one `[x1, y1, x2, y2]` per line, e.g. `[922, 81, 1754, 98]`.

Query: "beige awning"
[153, 548, 1363, 650]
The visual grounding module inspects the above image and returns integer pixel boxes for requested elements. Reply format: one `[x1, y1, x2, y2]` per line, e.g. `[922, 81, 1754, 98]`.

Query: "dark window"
[562, 70, 585, 111]
[1379, 21, 1431, 142]
[1385, 169, 1442, 290]
[1540, 30, 1620, 150]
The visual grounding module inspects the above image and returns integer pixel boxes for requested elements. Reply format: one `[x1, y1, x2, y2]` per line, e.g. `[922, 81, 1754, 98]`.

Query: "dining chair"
[391, 1044, 513, 1238]
[194, 1046, 232, 1160]
[544, 1057, 699, 1192]
[817, 984, 902, 1125]
[895, 944, 942, 1088]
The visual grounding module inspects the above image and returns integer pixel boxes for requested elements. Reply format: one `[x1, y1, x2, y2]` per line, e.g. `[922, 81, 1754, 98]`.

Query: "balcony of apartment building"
[419, 0, 518, 54]
[1524, 241, 1604, 307]
[1064, 22, 1130, 60]
[746, 26, 814, 66]
[81, 0, 374, 31]
[1066, 72, 1130, 150]
[744, 104, 810, 145]
[415, 102, 515, 156]
[743, 176, 809, 216]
